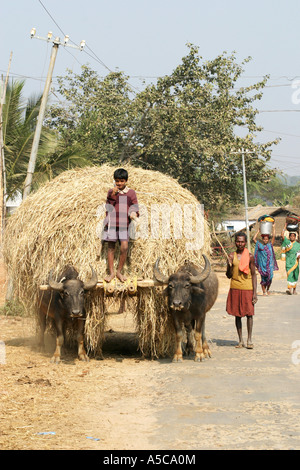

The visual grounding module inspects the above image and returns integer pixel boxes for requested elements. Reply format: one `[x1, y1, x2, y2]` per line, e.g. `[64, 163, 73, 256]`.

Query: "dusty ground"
[0, 259, 300, 450]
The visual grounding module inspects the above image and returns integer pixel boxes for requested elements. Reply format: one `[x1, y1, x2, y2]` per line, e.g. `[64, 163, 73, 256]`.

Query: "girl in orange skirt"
[226, 232, 257, 349]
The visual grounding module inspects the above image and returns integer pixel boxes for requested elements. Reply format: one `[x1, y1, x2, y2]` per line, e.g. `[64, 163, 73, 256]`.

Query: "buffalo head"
[48, 265, 98, 319]
[153, 255, 211, 311]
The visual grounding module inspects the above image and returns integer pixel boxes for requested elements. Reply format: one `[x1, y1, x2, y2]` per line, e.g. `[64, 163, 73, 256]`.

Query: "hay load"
[3, 164, 211, 357]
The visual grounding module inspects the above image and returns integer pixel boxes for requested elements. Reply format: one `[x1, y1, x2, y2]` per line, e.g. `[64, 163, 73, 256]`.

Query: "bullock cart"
[38, 252, 217, 364]
[38, 274, 172, 358]
[3, 165, 211, 358]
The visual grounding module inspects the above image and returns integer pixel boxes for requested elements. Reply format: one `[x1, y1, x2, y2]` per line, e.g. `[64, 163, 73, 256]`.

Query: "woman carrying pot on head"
[281, 223, 300, 295]
[253, 222, 278, 295]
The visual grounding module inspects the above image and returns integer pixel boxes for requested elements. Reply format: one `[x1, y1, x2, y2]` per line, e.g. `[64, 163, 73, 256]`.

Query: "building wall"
[220, 220, 256, 232]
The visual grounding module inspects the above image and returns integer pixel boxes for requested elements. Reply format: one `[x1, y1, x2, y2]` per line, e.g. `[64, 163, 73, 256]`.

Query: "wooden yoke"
[39, 277, 166, 294]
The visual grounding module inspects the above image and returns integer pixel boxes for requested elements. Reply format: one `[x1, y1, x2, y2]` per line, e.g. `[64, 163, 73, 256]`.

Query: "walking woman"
[281, 223, 300, 295]
[226, 232, 257, 349]
[253, 223, 278, 295]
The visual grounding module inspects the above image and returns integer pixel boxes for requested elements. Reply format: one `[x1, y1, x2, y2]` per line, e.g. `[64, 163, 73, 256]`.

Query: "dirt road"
[0, 266, 300, 450]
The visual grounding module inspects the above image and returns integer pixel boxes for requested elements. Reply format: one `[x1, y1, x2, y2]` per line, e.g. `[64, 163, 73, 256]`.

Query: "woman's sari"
[254, 241, 278, 288]
[281, 236, 300, 288]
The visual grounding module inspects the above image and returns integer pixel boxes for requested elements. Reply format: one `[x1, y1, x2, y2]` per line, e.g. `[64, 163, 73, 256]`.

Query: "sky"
[1, 0, 300, 178]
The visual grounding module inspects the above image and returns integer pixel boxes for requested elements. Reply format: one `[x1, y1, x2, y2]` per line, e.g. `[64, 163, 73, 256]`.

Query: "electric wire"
[37, 0, 140, 93]
[38, 0, 66, 38]
[3, 0, 299, 177]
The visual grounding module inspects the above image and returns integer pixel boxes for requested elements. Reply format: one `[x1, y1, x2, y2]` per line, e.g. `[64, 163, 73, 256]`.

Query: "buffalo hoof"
[78, 354, 89, 362]
[194, 353, 205, 362]
[172, 355, 183, 363]
[50, 355, 61, 364]
[203, 348, 212, 358]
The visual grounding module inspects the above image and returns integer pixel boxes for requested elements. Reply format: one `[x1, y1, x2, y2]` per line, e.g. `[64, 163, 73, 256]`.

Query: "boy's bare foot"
[105, 273, 115, 282]
[235, 342, 245, 348]
[116, 271, 127, 282]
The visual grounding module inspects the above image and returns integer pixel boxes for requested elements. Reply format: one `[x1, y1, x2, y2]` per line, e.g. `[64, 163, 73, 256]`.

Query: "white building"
[6, 192, 22, 215]
[218, 217, 256, 233]
[217, 204, 300, 238]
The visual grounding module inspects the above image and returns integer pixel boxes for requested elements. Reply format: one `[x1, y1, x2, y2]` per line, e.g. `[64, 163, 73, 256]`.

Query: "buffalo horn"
[189, 254, 211, 284]
[48, 270, 64, 292]
[153, 258, 169, 284]
[83, 265, 98, 290]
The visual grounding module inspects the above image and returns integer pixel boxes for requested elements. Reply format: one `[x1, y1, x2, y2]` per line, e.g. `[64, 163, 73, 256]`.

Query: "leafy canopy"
[47, 44, 279, 209]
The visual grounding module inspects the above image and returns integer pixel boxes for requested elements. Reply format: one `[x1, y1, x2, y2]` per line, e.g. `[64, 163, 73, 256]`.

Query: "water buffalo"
[153, 255, 218, 362]
[38, 265, 98, 363]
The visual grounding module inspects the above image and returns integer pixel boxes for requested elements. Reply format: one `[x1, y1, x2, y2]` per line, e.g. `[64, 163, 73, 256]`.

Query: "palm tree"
[2, 80, 91, 200]
[33, 140, 93, 188]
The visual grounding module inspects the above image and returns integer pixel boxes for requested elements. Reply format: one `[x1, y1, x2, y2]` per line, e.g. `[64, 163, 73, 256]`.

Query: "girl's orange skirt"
[226, 288, 254, 317]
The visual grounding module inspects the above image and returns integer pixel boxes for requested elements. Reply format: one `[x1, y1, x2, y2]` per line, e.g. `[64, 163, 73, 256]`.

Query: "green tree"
[247, 175, 299, 207]
[46, 67, 135, 164]
[47, 45, 279, 209]
[292, 192, 300, 207]
[129, 46, 278, 207]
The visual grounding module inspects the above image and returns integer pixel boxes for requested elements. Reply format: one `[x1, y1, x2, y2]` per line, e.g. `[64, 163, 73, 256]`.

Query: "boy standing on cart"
[103, 168, 139, 282]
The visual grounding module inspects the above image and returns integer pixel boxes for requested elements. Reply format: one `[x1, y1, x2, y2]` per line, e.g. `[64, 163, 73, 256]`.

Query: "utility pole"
[241, 148, 251, 252]
[23, 29, 85, 200]
[232, 148, 255, 252]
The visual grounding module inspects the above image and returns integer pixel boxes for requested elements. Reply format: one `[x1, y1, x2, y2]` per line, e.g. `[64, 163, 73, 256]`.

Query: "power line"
[83, 45, 113, 73]
[262, 130, 300, 138]
[272, 153, 300, 164]
[260, 110, 300, 113]
[4, 68, 299, 88]
[38, 0, 113, 73]
[38, 0, 66, 38]
[38, 0, 112, 72]
[60, 45, 83, 67]
[5, 70, 299, 132]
